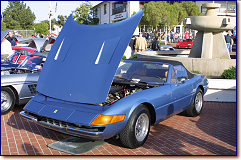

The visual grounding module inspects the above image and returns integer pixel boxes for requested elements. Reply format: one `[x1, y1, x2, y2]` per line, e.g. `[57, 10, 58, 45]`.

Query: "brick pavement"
[1, 102, 237, 156]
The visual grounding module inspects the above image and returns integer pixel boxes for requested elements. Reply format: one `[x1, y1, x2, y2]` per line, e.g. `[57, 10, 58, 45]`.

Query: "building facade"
[93, 1, 142, 35]
[196, 1, 236, 17]
[93, 1, 236, 37]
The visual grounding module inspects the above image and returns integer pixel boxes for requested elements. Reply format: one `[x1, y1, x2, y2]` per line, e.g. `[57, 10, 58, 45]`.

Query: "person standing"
[184, 31, 189, 40]
[227, 30, 233, 36]
[225, 34, 232, 52]
[10, 37, 17, 46]
[167, 33, 170, 43]
[135, 34, 147, 53]
[151, 37, 161, 51]
[223, 30, 227, 37]
[36, 33, 40, 38]
[1, 30, 14, 60]
[129, 36, 136, 55]
[174, 32, 178, 42]
[170, 31, 174, 43]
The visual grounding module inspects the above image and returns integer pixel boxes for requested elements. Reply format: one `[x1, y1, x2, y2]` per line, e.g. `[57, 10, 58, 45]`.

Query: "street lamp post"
[49, 1, 52, 34]
[49, 14, 52, 34]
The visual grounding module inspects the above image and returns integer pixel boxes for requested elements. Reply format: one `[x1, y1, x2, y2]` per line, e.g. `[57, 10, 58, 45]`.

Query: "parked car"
[1, 46, 37, 66]
[20, 11, 208, 149]
[20, 58, 208, 148]
[160, 45, 175, 51]
[149, 45, 175, 51]
[16, 37, 49, 52]
[176, 39, 194, 49]
[1, 53, 47, 115]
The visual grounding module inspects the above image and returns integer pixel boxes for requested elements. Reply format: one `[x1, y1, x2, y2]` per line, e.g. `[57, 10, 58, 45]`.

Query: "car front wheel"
[1, 87, 16, 115]
[119, 105, 150, 148]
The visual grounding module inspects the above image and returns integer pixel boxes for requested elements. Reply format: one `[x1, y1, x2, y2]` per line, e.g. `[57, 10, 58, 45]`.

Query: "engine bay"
[99, 81, 158, 106]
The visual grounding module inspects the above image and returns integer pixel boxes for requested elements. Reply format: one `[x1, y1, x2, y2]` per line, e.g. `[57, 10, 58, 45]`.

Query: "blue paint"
[37, 10, 144, 104]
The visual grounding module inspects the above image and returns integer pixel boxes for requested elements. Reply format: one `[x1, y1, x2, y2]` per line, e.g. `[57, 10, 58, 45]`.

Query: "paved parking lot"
[1, 102, 236, 156]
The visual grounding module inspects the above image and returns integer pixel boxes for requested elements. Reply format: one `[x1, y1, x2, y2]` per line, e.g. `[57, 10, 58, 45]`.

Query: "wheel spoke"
[195, 92, 203, 113]
[135, 113, 149, 142]
[1, 91, 13, 112]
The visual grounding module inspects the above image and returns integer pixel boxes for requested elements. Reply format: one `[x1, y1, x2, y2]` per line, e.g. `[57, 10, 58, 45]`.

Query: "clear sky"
[1, 1, 101, 23]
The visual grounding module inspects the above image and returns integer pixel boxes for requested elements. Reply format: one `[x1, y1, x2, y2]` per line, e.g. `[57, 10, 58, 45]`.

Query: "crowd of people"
[128, 30, 194, 55]
[127, 33, 162, 57]
[167, 31, 194, 43]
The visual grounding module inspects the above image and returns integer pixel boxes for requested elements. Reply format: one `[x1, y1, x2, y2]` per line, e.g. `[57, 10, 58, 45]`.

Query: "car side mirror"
[177, 77, 186, 84]
[180, 78, 186, 84]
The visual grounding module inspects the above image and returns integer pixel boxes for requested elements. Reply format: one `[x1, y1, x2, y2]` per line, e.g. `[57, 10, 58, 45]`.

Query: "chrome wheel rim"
[1, 91, 12, 112]
[195, 92, 203, 113]
[135, 113, 149, 142]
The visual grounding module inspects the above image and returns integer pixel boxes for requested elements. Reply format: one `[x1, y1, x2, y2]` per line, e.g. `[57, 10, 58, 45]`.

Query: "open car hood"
[37, 10, 143, 104]
[16, 37, 48, 52]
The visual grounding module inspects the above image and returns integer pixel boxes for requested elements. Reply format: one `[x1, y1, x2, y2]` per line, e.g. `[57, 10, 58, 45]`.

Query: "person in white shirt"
[1, 30, 14, 60]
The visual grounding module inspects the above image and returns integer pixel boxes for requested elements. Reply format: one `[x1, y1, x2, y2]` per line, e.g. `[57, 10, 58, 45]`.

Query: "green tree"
[57, 15, 68, 26]
[72, 1, 99, 25]
[1, 21, 7, 31]
[52, 15, 68, 26]
[142, 1, 170, 36]
[2, 1, 36, 30]
[142, 1, 201, 36]
[34, 21, 49, 35]
[180, 1, 202, 16]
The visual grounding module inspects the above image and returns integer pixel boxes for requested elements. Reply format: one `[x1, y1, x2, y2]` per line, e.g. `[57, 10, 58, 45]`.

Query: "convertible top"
[126, 58, 184, 66]
[126, 58, 195, 79]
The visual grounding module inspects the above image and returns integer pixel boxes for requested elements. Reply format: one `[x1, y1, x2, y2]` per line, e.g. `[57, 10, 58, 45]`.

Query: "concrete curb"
[204, 79, 236, 102]
[207, 79, 236, 90]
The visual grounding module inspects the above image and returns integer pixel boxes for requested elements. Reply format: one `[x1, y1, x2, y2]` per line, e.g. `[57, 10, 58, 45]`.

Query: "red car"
[176, 39, 194, 49]
[11, 46, 37, 64]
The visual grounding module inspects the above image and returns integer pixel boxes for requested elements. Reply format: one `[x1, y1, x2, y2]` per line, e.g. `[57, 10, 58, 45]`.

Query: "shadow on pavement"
[146, 123, 236, 155]
[22, 143, 41, 155]
[7, 112, 68, 142]
[195, 102, 236, 147]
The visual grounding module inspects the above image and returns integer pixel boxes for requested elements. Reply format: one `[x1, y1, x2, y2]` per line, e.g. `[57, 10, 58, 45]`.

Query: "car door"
[170, 66, 193, 113]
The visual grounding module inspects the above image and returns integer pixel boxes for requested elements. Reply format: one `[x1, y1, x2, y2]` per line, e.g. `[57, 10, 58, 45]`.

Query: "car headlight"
[91, 114, 125, 126]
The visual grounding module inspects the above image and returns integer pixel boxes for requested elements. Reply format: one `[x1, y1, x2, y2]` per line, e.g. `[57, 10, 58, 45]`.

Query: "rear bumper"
[20, 111, 104, 139]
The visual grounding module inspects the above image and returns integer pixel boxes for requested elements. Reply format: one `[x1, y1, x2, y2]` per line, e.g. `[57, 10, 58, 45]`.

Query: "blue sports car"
[20, 10, 208, 149]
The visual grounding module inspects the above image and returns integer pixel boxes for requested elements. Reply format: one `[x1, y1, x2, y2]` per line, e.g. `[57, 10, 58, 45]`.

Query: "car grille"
[28, 84, 38, 95]
[27, 112, 105, 132]
[41, 117, 69, 128]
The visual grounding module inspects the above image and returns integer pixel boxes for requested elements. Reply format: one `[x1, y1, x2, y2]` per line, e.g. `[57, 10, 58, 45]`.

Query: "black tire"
[1, 87, 16, 115]
[184, 88, 203, 117]
[119, 105, 150, 148]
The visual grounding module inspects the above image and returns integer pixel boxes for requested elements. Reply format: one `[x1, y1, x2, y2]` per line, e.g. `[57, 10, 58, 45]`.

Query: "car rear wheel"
[119, 105, 150, 148]
[184, 88, 203, 117]
[1, 87, 16, 115]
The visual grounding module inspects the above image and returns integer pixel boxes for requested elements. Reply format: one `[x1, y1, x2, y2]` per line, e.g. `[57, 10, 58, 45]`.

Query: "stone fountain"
[184, 3, 236, 59]
[137, 2, 236, 77]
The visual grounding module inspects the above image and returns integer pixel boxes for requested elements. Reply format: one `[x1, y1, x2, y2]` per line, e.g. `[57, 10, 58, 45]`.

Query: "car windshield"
[114, 61, 169, 84]
[13, 49, 35, 55]
[3, 49, 35, 63]
[18, 55, 44, 70]
[3, 53, 19, 63]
